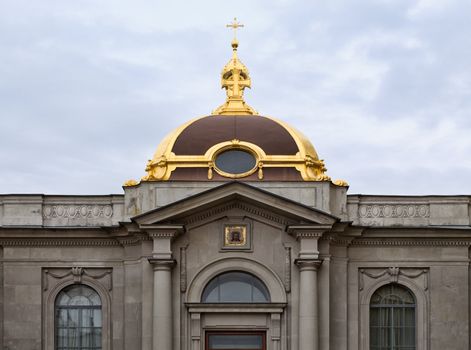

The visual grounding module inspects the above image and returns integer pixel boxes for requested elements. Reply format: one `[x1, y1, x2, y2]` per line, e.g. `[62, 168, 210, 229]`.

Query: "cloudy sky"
[1, 0, 471, 195]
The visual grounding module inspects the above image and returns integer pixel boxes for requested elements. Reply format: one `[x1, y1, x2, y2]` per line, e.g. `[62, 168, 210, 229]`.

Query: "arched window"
[370, 284, 416, 350]
[202, 271, 270, 303]
[55, 284, 102, 350]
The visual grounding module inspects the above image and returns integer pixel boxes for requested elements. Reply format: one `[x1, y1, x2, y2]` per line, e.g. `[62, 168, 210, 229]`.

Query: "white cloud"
[407, 0, 456, 18]
[1, 0, 471, 195]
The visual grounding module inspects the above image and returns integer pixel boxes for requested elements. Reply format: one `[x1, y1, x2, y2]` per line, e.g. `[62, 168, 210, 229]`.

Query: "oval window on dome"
[215, 149, 256, 176]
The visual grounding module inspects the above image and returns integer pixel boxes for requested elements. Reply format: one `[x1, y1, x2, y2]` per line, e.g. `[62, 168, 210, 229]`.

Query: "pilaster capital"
[294, 258, 323, 271]
[287, 225, 332, 240]
[288, 225, 332, 260]
[140, 224, 185, 240]
[141, 225, 184, 260]
[147, 258, 176, 271]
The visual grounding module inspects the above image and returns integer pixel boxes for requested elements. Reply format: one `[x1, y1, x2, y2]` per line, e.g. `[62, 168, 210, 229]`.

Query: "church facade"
[1, 25, 470, 350]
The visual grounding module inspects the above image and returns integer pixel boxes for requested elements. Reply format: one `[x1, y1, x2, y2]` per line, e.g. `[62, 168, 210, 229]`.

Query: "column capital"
[295, 258, 323, 271]
[141, 224, 184, 259]
[148, 258, 176, 271]
[287, 225, 332, 239]
[140, 224, 185, 239]
[288, 225, 332, 259]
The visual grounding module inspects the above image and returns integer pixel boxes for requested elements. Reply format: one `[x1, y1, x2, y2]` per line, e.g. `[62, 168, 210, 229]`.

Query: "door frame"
[205, 330, 266, 350]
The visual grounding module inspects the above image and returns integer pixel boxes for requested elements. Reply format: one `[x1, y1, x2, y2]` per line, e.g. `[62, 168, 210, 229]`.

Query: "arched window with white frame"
[370, 283, 416, 350]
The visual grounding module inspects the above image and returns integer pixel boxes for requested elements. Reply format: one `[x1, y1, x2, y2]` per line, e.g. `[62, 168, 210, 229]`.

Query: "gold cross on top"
[226, 18, 244, 39]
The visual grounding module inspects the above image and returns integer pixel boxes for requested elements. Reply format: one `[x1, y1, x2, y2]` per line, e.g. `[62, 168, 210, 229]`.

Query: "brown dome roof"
[122, 36, 348, 187]
[172, 115, 299, 156]
[135, 114, 334, 183]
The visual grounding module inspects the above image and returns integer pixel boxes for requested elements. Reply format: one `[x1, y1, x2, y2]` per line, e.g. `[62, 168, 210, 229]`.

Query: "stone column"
[142, 225, 184, 350]
[148, 258, 176, 350]
[295, 259, 322, 350]
[288, 225, 331, 350]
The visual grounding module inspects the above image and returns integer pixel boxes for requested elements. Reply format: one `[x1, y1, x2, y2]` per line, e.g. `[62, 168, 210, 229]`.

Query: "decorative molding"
[43, 267, 113, 291]
[320, 229, 361, 247]
[183, 201, 292, 227]
[293, 232, 323, 239]
[284, 245, 291, 292]
[140, 224, 184, 240]
[0, 238, 120, 247]
[186, 302, 287, 313]
[148, 258, 176, 270]
[358, 204, 430, 219]
[271, 313, 281, 342]
[180, 245, 188, 293]
[148, 232, 177, 239]
[351, 239, 471, 247]
[320, 235, 355, 247]
[43, 205, 113, 219]
[359, 267, 429, 291]
[116, 233, 152, 246]
[294, 259, 322, 271]
[186, 257, 287, 304]
[287, 225, 333, 240]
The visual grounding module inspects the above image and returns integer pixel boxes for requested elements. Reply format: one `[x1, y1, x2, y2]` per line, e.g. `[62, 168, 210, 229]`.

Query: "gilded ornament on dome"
[129, 19, 344, 185]
[213, 18, 257, 116]
[142, 156, 168, 181]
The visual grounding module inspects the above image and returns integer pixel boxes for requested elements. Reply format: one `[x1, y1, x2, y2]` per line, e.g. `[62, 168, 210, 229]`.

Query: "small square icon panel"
[222, 224, 251, 250]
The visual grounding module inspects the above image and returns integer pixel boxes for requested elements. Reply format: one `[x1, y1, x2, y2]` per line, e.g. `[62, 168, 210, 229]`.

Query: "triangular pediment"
[131, 182, 338, 227]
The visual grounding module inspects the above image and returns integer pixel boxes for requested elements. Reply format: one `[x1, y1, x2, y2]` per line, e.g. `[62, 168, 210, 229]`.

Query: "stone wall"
[0, 184, 471, 350]
[2, 189, 470, 228]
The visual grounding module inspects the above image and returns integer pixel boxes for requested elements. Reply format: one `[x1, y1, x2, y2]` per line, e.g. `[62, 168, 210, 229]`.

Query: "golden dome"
[124, 19, 347, 186]
[140, 114, 331, 182]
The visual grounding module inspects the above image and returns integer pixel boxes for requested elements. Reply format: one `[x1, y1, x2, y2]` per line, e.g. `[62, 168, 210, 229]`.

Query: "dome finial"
[213, 18, 257, 116]
[227, 17, 243, 41]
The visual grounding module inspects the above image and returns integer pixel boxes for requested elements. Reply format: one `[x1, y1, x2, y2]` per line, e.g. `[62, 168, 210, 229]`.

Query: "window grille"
[55, 285, 102, 350]
[370, 284, 416, 350]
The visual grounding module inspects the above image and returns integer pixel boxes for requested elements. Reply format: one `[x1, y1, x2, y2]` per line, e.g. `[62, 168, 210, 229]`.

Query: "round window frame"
[213, 146, 259, 179]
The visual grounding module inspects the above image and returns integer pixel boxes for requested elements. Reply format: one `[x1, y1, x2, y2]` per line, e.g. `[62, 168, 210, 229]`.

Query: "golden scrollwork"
[333, 179, 349, 187]
[142, 156, 168, 181]
[123, 179, 139, 187]
[302, 156, 331, 181]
